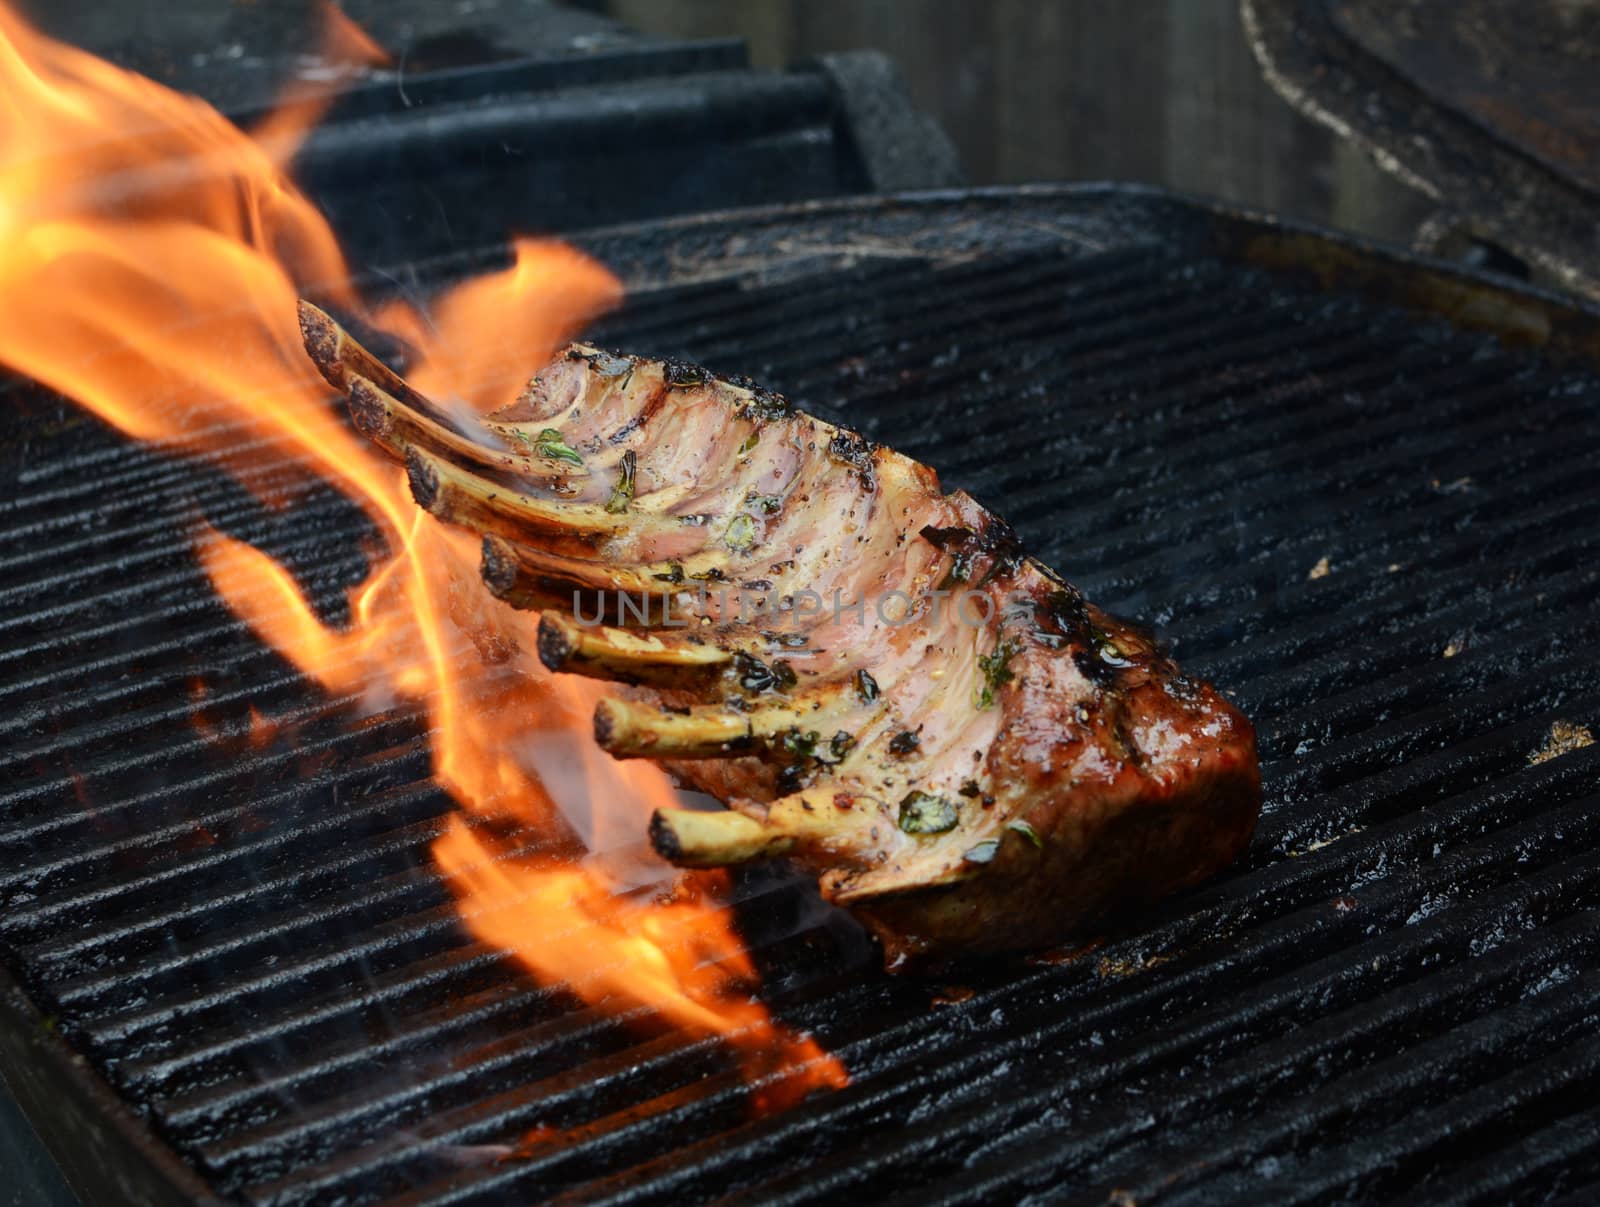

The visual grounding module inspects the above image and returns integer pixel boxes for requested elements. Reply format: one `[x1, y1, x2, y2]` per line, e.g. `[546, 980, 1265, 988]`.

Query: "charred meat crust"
[647, 809, 683, 863]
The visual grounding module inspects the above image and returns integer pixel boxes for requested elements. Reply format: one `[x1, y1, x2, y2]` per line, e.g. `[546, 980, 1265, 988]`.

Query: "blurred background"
[580, 0, 1430, 242]
[19, 0, 1432, 245]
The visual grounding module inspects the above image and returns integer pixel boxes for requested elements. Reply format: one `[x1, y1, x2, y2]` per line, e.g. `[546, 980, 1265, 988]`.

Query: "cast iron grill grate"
[2, 190, 1599, 1205]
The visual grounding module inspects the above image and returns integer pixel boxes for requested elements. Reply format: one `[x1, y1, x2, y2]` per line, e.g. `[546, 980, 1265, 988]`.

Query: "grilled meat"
[299, 302, 1262, 969]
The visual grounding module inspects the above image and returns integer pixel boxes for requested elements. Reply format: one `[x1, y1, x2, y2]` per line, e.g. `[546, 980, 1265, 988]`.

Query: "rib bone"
[298, 301, 458, 431]
[542, 614, 731, 689]
[593, 698, 756, 757]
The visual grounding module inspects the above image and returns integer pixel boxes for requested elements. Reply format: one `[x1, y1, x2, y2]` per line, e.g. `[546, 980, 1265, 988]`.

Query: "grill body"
[2, 185, 1599, 1204]
[19, 0, 960, 274]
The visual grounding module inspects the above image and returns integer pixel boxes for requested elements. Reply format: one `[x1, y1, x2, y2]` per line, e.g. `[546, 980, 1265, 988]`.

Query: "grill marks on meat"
[298, 302, 1262, 969]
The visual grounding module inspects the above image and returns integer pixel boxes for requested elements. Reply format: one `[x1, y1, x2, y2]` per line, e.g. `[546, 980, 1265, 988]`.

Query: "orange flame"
[251, 1, 391, 168]
[0, 1, 844, 1108]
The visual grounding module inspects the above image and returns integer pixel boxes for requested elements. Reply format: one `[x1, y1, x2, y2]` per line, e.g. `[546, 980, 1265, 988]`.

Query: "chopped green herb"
[854, 668, 879, 703]
[604, 450, 637, 514]
[922, 526, 980, 588]
[588, 350, 634, 378]
[1006, 819, 1042, 848]
[739, 389, 794, 422]
[663, 360, 712, 388]
[827, 429, 877, 491]
[975, 635, 1020, 709]
[724, 513, 757, 551]
[963, 839, 1000, 864]
[734, 652, 796, 694]
[651, 562, 686, 584]
[739, 432, 760, 455]
[937, 552, 975, 590]
[1096, 638, 1136, 668]
[919, 524, 974, 549]
[898, 791, 959, 835]
[745, 492, 783, 515]
[534, 428, 584, 466]
[780, 729, 821, 760]
[735, 653, 776, 691]
[888, 730, 921, 756]
[775, 728, 854, 775]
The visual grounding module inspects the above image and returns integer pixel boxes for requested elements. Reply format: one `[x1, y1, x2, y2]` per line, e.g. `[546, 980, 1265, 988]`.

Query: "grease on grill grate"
[3, 239, 1600, 1205]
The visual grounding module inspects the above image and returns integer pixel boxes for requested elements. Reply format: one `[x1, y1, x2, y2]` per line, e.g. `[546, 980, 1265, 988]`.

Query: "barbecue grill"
[6, 184, 1600, 1204]
[6, 5, 1600, 1207]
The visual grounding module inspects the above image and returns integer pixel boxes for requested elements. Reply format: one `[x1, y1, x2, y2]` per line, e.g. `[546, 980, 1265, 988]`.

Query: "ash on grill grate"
[3, 191, 1600, 1205]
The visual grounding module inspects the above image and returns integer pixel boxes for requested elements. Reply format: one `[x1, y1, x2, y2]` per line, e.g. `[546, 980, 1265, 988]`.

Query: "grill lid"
[1245, 0, 1600, 302]
[4, 185, 1600, 1203]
